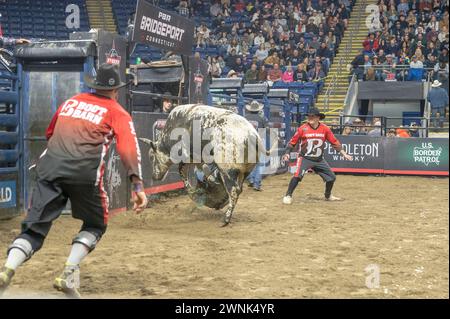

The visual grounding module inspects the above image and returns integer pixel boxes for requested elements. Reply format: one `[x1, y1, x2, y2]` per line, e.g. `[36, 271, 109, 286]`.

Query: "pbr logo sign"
[132, 0, 195, 55]
[413, 142, 443, 166]
[105, 41, 122, 65]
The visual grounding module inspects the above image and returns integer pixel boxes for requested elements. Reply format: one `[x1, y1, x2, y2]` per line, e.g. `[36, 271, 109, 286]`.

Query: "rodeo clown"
[0, 63, 148, 298]
[282, 107, 353, 205]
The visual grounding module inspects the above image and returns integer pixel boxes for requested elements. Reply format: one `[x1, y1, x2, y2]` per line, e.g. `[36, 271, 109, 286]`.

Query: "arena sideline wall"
[288, 136, 448, 176]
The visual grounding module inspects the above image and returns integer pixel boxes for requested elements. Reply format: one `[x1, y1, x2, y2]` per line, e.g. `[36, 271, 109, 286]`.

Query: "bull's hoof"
[221, 216, 232, 227]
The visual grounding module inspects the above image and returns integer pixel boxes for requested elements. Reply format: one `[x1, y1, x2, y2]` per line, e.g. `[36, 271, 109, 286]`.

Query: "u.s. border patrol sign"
[132, 0, 195, 56]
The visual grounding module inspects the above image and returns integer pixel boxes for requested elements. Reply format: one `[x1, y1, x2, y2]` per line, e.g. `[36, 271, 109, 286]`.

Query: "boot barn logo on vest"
[59, 99, 108, 125]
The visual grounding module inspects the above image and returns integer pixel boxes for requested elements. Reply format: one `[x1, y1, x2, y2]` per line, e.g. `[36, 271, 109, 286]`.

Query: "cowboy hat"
[307, 107, 326, 120]
[245, 100, 264, 112]
[84, 63, 127, 91]
[431, 80, 442, 87]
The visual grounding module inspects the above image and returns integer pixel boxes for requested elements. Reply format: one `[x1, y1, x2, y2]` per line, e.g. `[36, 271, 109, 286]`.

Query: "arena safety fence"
[0, 69, 22, 219]
[324, 114, 450, 137]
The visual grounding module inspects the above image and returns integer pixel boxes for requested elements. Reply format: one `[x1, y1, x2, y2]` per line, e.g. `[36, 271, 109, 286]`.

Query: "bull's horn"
[139, 138, 153, 145]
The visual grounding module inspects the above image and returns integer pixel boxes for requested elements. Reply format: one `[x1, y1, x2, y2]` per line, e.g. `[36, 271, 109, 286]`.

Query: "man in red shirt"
[282, 108, 353, 204]
[0, 64, 148, 298]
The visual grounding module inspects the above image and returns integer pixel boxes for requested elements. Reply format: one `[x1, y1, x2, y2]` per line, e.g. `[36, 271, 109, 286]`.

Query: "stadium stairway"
[317, 0, 377, 120]
[86, 0, 117, 33]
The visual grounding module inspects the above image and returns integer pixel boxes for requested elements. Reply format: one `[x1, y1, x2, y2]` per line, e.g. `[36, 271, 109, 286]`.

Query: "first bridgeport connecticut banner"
[132, 0, 195, 56]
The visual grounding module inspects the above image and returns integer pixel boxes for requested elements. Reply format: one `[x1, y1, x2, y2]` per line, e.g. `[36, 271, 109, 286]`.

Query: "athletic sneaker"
[325, 195, 342, 201]
[0, 267, 15, 297]
[53, 264, 81, 299]
[283, 195, 293, 205]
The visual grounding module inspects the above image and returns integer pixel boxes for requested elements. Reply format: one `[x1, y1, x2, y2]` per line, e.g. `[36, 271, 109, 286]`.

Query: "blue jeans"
[431, 107, 446, 128]
[247, 163, 262, 189]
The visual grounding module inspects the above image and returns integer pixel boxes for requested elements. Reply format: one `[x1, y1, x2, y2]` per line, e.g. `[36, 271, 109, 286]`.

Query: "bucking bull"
[140, 104, 276, 226]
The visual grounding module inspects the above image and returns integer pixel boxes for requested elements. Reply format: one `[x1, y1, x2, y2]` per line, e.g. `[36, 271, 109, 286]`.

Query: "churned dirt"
[0, 174, 448, 299]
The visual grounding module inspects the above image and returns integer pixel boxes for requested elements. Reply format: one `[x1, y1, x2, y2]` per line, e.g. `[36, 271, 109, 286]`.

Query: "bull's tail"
[257, 135, 280, 156]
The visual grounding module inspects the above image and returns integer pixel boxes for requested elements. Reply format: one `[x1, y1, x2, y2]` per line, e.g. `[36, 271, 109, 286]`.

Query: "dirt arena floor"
[0, 174, 448, 299]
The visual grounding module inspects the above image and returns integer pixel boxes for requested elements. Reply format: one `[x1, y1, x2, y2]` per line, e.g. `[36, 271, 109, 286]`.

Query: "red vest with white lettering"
[288, 122, 341, 162]
[37, 93, 142, 184]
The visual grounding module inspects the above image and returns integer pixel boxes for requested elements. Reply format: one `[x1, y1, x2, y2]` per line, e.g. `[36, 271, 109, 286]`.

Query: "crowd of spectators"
[181, 0, 356, 89]
[330, 116, 424, 137]
[351, 0, 449, 84]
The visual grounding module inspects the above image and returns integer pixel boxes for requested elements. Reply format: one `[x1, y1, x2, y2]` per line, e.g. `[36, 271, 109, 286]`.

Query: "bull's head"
[139, 138, 172, 180]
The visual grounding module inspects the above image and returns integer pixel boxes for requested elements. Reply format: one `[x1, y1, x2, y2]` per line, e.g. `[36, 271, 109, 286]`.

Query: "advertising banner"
[384, 138, 449, 175]
[0, 174, 19, 220]
[132, 0, 195, 56]
[324, 136, 385, 174]
[321, 136, 448, 176]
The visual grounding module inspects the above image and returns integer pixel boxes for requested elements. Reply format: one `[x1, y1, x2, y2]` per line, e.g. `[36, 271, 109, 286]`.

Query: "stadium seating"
[0, 0, 90, 40]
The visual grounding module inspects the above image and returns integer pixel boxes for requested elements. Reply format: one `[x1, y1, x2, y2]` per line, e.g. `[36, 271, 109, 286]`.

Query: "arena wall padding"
[132, 112, 184, 193]
[291, 136, 450, 176]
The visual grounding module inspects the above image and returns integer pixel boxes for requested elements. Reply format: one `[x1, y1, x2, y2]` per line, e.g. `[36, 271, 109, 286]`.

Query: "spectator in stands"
[265, 52, 281, 66]
[286, 49, 302, 66]
[363, 55, 372, 79]
[427, 80, 449, 128]
[253, 32, 265, 48]
[227, 39, 241, 55]
[317, 42, 333, 71]
[376, 49, 387, 64]
[396, 127, 411, 138]
[267, 63, 283, 83]
[227, 70, 238, 78]
[363, 33, 379, 54]
[368, 121, 382, 137]
[351, 50, 365, 80]
[366, 67, 376, 81]
[308, 63, 325, 83]
[408, 55, 424, 81]
[341, 125, 353, 136]
[257, 64, 268, 82]
[225, 49, 238, 69]
[244, 63, 259, 84]
[177, 1, 190, 17]
[330, 119, 341, 135]
[233, 57, 245, 76]
[294, 63, 308, 82]
[434, 61, 449, 88]
[385, 128, 396, 137]
[282, 66, 294, 83]
[409, 122, 421, 137]
[439, 47, 449, 64]
[351, 118, 368, 135]
[379, 54, 397, 81]
[210, 1, 222, 17]
[255, 44, 269, 63]
[209, 56, 222, 78]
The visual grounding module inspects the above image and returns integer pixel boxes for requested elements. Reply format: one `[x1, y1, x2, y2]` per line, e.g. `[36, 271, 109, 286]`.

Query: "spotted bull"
[140, 104, 275, 226]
